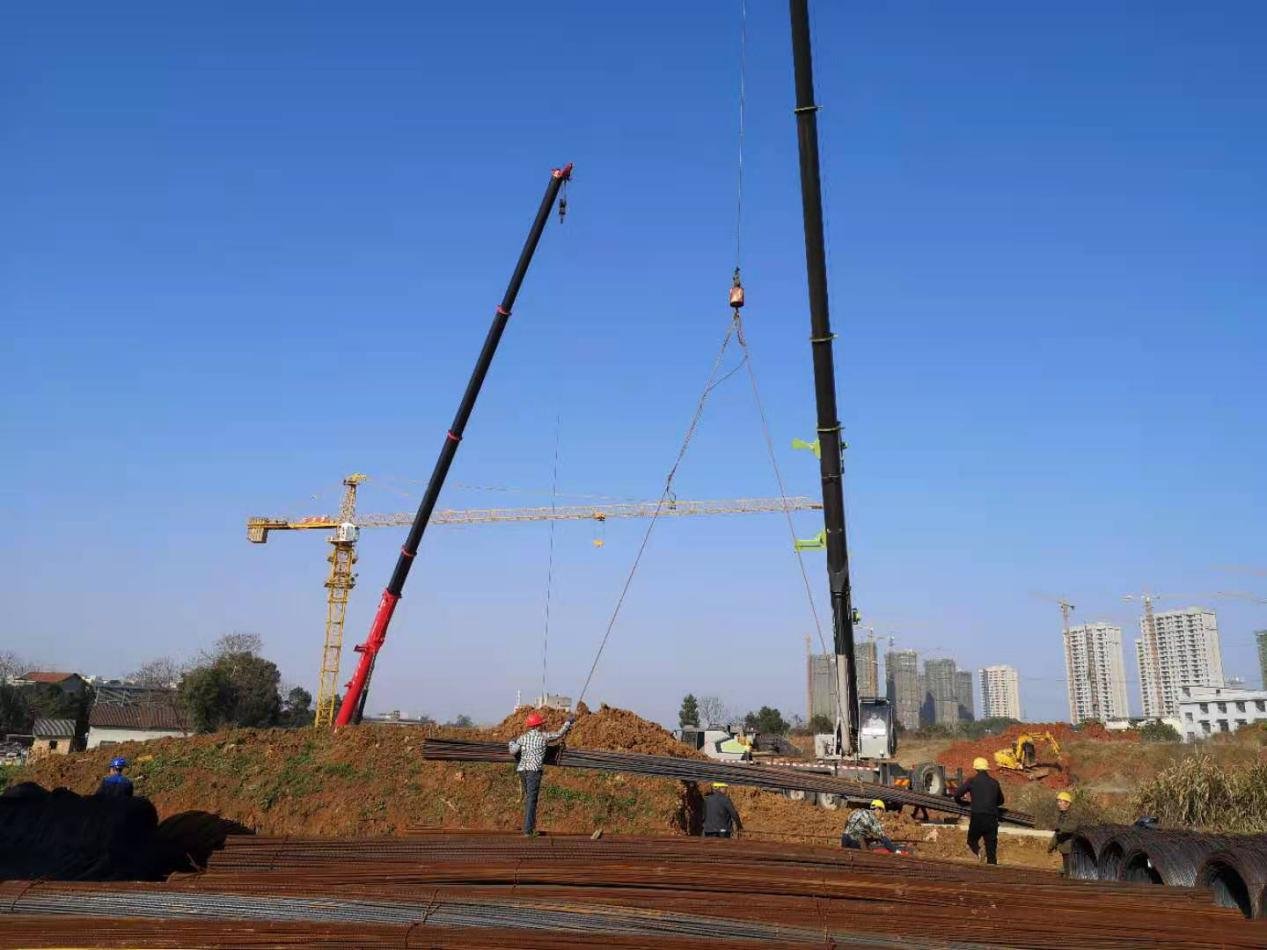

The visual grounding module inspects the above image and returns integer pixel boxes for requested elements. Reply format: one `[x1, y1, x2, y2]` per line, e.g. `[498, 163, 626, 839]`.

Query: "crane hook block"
[729, 268, 745, 309]
[792, 437, 821, 460]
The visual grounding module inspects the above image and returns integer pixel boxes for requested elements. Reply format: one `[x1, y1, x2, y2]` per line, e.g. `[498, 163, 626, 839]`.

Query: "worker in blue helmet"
[96, 756, 134, 798]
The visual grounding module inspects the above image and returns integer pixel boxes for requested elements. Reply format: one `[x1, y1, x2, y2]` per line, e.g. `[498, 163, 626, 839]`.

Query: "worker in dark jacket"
[96, 757, 134, 798]
[1047, 790, 1076, 874]
[701, 782, 742, 838]
[953, 756, 1004, 865]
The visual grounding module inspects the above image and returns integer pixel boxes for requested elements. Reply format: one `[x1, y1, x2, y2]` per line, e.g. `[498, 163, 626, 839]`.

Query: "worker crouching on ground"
[701, 782, 743, 838]
[953, 756, 1004, 865]
[1047, 790, 1076, 874]
[841, 799, 899, 852]
[508, 711, 575, 836]
[96, 757, 134, 798]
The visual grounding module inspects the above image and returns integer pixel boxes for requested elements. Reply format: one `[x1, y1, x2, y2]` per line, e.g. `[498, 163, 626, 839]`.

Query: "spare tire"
[912, 762, 945, 798]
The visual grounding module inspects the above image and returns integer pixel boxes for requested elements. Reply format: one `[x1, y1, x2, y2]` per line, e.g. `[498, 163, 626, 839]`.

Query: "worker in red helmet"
[508, 709, 576, 836]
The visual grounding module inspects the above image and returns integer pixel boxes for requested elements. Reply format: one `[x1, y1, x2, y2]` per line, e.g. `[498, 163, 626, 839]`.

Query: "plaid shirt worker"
[508, 719, 574, 772]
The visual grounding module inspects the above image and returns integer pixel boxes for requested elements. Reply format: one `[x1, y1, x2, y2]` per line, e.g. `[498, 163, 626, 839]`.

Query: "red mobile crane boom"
[334, 163, 573, 726]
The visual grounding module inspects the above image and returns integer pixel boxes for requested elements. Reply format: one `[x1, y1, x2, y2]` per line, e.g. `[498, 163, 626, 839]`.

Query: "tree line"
[0, 635, 314, 737]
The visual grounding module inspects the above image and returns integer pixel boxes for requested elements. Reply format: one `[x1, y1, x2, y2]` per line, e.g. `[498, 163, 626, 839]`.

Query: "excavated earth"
[16, 704, 1060, 869]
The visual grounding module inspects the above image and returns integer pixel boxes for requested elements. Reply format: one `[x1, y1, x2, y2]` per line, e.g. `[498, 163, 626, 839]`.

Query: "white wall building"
[979, 665, 1022, 720]
[1064, 622, 1130, 723]
[86, 703, 190, 749]
[1177, 684, 1267, 742]
[1136, 608, 1224, 718]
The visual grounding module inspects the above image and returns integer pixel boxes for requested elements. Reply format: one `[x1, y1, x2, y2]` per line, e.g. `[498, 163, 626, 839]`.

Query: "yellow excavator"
[993, 732, 1063, 780]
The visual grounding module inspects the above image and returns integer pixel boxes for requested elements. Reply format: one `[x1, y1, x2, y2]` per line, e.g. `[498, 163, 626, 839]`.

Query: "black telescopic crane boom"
[788, 0, 859, 754]
[335, 162, 573, 726]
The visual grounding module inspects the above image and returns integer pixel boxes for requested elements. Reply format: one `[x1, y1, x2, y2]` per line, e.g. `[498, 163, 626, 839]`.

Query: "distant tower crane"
[247, 478, 823, 727]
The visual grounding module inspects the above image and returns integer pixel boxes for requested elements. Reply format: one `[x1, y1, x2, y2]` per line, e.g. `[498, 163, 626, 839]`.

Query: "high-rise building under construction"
[1136, 608, 1224, 718]
[1064, 622, 1129, 723]
[807, 640, 881, 723]
[885, 649, 920, 731]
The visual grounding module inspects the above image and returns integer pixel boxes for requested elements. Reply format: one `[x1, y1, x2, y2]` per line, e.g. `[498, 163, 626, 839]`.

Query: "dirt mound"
[14, 705, 705, 839]
[939, 722, 1138, 790]
[491, 704, 706, 759]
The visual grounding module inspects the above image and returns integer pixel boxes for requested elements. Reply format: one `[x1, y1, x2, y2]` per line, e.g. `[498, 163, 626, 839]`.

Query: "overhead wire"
[575, 322, 741, 707]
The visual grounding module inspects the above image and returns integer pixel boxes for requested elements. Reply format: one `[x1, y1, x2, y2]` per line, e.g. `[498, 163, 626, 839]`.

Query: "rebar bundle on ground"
[4, 832, 1265, 946]
[1066, 824, 1267, 917]
[419, 737, 1037, 826]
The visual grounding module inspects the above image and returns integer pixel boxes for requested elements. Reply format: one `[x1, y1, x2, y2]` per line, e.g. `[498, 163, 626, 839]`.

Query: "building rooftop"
[32, 718, 77, 738]
[89, 702, 191, 732]
[19, 671, 81, 684]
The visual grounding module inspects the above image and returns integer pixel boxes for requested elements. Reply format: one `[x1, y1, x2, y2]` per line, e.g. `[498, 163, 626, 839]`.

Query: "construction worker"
[841, 799, 899, 852]
[953, 756, 1004, 865]
[1048, 790, 1076, 874]
[700, 782, 743, 838]
[96, 757, 134, 798]
[508, 710, 575, 836]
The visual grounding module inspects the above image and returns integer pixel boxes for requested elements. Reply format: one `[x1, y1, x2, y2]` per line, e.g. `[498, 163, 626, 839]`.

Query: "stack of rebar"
[5, 832, 1265, 946]
[1069, 824, 1267, 918]
[420, 737, 1036, 826]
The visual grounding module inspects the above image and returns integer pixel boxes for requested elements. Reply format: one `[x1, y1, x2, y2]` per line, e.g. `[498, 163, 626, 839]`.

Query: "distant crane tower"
[248, 477, 824, 727]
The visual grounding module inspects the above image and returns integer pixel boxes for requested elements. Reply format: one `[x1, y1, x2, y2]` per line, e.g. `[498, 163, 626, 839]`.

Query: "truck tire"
[912, 762, 945, 798]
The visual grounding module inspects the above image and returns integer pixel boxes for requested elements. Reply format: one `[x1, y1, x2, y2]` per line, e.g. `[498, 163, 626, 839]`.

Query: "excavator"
[993, 732, 1063, 780]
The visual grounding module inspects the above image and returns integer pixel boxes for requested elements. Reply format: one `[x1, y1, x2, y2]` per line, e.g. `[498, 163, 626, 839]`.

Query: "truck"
[677, 698, 954, 812]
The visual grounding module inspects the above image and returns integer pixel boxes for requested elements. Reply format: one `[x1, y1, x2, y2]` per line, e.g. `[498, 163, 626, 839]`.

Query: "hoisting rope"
[734, 0, 748, 269]
[576, 0, 837, 715]
[575, 322, 744, 706]
[540, 416, 561, 703]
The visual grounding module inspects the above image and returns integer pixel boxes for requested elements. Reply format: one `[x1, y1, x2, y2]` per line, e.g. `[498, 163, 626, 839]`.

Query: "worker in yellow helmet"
[1047, 790, 1077, 875]
[840, 798, 900, 853]
[954, 756, 1004, 865]
[700, 782, 743, 838]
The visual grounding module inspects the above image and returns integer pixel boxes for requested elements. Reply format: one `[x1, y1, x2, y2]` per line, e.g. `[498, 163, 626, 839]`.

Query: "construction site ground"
[10, 704, 1117, 872]
[15, 706, 1266, 874]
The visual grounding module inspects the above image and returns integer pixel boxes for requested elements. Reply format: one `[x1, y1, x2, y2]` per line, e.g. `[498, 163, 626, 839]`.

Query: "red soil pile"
[13, 705, 706, 839]
[939, 722, 1138, 790]
[491, 703, 706, 759]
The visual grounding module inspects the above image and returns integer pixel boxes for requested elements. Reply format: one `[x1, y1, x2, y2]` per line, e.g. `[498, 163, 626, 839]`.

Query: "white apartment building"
[1136, 608, 1224, 718]
[979, 665, 1021, 720]
[1064, 622, 1130, 723]
[1177, 684, 1267, 742]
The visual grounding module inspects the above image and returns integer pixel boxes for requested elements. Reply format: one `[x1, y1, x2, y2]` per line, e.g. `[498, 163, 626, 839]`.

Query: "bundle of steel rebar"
[0, 882, 983, 949]
[1065, 824, 1267, 918]
[0, 916, 827, 950]
[419, 738, 1036, 826]
[1198, 840, 1267, 919]
[5, 832, 1264, 948]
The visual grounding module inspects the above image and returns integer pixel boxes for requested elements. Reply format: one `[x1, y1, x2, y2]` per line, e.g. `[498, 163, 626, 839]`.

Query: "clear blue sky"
[4, 1, 1264, 726]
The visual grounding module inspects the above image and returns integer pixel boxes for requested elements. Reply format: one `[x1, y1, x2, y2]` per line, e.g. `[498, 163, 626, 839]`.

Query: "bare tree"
[128, 657, 186, 688]
[209, 632, 263, 659]
[0, 650, 31, 685]
[697, 695, 733, 728]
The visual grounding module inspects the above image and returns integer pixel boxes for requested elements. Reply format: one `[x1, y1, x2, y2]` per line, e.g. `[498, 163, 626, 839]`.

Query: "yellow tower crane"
[247, 478, 823, 727]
